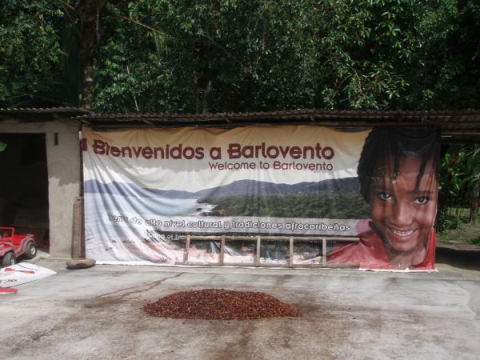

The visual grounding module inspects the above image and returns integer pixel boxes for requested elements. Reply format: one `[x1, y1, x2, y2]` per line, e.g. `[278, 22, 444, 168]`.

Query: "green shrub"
[437, 214, 462, 231]
[467, 236, 480, 246]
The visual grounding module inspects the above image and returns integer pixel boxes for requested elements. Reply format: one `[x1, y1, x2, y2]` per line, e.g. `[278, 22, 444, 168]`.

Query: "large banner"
[83, 125, 438, 270]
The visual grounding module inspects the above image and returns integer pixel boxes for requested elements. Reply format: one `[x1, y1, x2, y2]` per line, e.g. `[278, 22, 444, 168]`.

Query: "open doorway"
[0, 134, 49, 252]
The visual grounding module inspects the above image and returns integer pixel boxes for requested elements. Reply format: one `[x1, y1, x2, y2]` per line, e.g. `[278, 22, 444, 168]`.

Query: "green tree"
[0, 1, 68, 107]
[406, 0, 480, 109]
[438, 145, 480, 229]
[1, 0, 480, 112]
[90, 0, 432, 112]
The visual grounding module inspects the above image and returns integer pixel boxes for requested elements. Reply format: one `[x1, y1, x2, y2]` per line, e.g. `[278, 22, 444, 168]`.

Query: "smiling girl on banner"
[328, 128, 439, 270]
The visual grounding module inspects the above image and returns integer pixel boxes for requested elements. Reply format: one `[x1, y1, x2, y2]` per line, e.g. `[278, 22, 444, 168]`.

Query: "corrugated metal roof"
[76, 109, 480, 132]
[3, 107, 479, 121]
[2, 108, 480, 140]
[76, 109, 480, 122]
[0, 107, 90, 113]
[0, 107, 90, 121]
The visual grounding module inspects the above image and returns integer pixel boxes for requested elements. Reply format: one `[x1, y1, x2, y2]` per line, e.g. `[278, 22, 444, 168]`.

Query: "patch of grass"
[467, 236, 480, 246]
[437, 221, 480, 245]
[437, 206, 480, 245]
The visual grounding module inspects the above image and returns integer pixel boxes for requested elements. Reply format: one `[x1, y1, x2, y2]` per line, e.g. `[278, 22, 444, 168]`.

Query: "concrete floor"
[1, 256, 479, 360]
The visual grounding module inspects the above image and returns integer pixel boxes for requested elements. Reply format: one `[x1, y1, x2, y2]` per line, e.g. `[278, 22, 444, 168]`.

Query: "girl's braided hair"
[357, 127, 440, 203]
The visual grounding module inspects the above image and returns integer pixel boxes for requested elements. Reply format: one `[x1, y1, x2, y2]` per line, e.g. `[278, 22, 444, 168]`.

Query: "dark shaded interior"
[0, 134, 49, 250]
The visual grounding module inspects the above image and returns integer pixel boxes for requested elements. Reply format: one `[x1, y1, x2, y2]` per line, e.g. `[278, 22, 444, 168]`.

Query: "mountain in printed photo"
[84, 177, 360, 199]
[84, 177, 369, 219]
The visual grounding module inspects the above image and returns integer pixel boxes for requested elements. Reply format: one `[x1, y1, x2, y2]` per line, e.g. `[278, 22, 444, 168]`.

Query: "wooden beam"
[322, 237, 327, 267]
[256, 236, 261, 266]
[172, 262, 359, 269]
[183, 235, 191, 264]
[178, 235, 359, 242]
[71, 196, 84, 259]
[294, 263, 360, 269]
[219, 235, 226, 265]
[289, 237, 294, 268]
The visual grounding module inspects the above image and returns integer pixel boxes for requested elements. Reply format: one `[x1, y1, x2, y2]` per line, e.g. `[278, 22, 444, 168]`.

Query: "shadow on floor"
[436, 247, 480, 271]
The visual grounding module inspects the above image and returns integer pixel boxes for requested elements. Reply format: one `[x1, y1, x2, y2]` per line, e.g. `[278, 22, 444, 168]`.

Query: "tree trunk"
[77, 0, 105, 109]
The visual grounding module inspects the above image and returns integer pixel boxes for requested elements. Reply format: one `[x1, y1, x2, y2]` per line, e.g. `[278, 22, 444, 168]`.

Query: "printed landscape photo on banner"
[82, 125, 439, 270]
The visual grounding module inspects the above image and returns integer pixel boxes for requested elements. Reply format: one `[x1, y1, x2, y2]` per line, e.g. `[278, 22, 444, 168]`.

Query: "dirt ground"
[0, 249, 479, 360]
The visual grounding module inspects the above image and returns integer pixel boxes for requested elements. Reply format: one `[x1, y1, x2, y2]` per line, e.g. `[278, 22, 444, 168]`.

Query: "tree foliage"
[438, 144, 480, 230]
[90, 0, 437, 112]
[0, 0, 479, 112]
[0, 1, 69, 107]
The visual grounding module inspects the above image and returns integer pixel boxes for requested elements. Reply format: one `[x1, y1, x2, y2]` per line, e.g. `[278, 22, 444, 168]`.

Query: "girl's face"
[369, 156, 438, 255]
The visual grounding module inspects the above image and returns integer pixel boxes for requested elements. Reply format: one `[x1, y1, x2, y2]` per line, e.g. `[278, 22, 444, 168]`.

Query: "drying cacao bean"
[143, 288, 300, 320]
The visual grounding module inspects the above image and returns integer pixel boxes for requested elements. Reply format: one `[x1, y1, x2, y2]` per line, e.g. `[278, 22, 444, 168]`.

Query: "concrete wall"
[0, 119, 81, 257]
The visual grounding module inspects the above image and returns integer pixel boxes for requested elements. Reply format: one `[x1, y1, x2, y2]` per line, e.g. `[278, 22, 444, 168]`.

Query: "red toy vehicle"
[0, 227, 37, 267]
